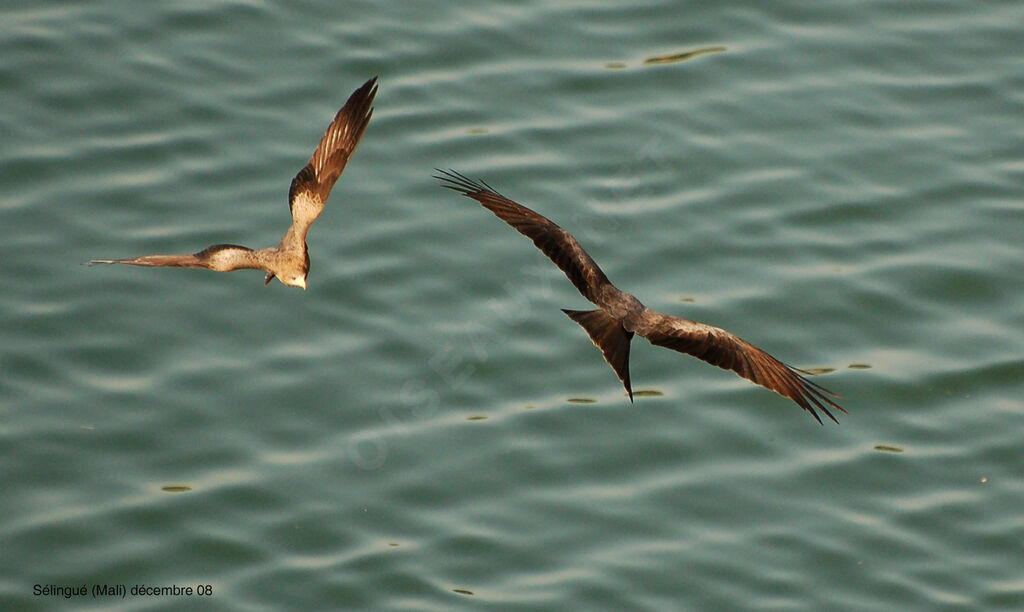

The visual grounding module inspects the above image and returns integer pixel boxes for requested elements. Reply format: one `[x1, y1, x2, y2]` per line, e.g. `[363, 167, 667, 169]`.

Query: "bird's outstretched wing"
[634, 311, 844, 424]
[90, 244, 265, 273]
[435, 169, 612, 305]
[287, 76, 378, 244]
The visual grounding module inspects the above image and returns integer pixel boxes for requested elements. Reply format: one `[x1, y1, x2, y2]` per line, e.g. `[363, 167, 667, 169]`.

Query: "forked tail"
[562, 309, 635, 401]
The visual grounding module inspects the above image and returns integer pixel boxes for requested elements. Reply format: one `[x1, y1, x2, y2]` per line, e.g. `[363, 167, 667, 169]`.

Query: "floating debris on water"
[161, 485, 192, 493]
[466, 415, 488, 421]
[644, 46, 726, 65]
[848, 363, 872, 369]
[633, 389, 664, 397]
[678, 296, 695, 303]
[873, 445, 904, 453]
[453, 588, 474, 595]
[567, 397, 598, 404]
[804, 367, 836, 375]
[604, 61, 627, 70]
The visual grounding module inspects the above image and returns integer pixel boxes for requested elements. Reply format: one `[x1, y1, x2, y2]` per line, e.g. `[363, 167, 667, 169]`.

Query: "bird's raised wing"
[287, 76, 377, 244]
[436, 169, 613, 305]
[634, 311, 844, 424]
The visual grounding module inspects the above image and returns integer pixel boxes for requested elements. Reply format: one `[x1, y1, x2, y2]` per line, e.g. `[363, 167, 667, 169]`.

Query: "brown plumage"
[436, 169, 844, 424]
[90, 77, 378, 289]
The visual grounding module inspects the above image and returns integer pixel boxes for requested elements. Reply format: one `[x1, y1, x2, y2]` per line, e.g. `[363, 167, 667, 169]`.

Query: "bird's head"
[280, 273, 307, 290]
[265, 271, 307, 290]
[265, 250, 309, 289]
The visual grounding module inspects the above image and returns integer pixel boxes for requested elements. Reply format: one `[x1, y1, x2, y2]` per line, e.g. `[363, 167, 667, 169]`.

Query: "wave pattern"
[2, 0, 1022, 609]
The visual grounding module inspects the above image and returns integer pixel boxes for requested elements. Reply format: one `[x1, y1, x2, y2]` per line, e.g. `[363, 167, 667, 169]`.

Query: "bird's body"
[436, 169, 845, 424]
[91, 77, 378, 290]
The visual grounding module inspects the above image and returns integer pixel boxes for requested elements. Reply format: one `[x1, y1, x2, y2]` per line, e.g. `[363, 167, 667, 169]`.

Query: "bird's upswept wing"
[286, 76, 378, 245]
[633, 312, 845, 424]
[435, 169, 612, 305]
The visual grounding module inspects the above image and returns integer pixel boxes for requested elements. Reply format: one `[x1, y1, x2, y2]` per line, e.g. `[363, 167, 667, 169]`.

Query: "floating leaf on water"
[466, 415, 488, 421]
[848, 363, 872, 369]
[453, 588, 474, 595]
[873, 444, 903, 453]
[388, 542, 400, 547]
[633, 389, 664, 397]
[604, 62, 627, 70]
[644, 46, 726, 65]
[678, 296, 695, 303]
[161, 485, 192, 493]
[567, 397, 598, 404]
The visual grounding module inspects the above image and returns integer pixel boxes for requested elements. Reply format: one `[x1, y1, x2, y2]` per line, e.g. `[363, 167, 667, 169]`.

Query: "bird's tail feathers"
[562, 309, 635, 401]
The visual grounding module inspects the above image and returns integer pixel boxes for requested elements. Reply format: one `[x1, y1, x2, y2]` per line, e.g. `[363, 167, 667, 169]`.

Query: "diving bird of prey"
[436, 169, 844, 424]
[90, 77, 378, 289]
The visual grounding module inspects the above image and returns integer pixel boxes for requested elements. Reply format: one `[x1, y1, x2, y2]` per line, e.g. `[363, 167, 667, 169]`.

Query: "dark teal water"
[2, 1, 1022, 610]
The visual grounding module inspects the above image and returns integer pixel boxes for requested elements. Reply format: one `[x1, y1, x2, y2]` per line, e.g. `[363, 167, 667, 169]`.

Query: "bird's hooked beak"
[264, 272, 274, 286]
